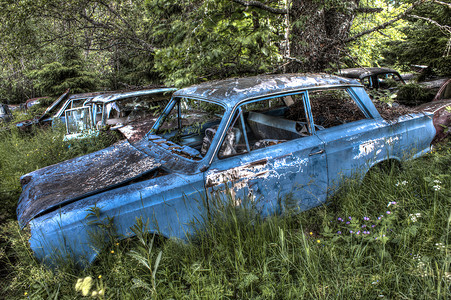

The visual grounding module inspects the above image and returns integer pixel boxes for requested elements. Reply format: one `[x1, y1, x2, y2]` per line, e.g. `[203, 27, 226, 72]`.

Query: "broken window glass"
[65, 107, 94, 134]
[216, 109, 249, 158]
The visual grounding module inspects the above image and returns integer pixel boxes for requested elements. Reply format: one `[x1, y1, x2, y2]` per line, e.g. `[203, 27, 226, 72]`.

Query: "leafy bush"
[396, 83, 436, 106]
[432, 56, 451, 77]
[25, 97, 55, 117]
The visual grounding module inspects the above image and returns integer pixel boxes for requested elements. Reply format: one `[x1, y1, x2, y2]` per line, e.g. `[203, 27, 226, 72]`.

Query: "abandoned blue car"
[17, 74, 435, 266]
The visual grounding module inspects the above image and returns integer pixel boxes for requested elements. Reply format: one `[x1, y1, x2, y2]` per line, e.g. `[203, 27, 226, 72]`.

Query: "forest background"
[0, 0, 450, 103]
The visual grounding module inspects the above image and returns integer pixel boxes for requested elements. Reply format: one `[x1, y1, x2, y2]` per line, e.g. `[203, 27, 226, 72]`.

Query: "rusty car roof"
[88, 87, 177, 104]
[339, 67, 401, 79]
[174, 74, 360, 105]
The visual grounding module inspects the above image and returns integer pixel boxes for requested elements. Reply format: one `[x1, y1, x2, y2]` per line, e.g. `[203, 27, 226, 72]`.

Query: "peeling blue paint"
[17, 74, 435, 267]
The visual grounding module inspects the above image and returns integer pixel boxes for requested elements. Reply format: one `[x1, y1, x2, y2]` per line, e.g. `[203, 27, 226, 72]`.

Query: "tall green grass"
[0, 127, 449, 299]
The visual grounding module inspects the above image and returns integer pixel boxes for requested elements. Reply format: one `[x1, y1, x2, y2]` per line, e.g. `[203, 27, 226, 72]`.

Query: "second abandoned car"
[62, 88, 176, 141]
[17, 74, 435, 266]
[15, 88, 175, 141]
[339, 67, 405, 90]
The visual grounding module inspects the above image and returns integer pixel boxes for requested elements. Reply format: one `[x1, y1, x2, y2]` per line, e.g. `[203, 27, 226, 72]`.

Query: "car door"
[305, 87, 381, 194]
[205, 93, 328, 216]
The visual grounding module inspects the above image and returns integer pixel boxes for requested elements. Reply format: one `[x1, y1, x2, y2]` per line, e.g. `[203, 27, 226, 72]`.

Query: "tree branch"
[407, 14, 451, 34]
[231, 0, 287, 14]
[355, 7, 383, 14]
[283, 55, 304, 64]
[343, 0, 425, 44]
[432, 0, 451, 9]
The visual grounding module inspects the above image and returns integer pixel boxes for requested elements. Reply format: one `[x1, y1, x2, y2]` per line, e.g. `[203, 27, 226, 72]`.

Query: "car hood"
[17, 140, 162, 227]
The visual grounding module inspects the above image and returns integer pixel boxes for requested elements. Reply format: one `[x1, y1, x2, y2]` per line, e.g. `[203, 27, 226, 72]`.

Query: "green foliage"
[28, 47, 98, 97]
[381, 1, 451, 75]
[150, 0, 281, 87]
[432, 56, 451, 77]
[1, 0, 449, 99]
[396, 83, 436, 106]
[25, 97, 54, 118]
[85, 204, 118, 253]
[347, 0, 408, 67]
[128, 218, 163, 295]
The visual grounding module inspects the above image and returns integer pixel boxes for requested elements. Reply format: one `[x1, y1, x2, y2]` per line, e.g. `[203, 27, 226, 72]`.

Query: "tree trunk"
[287, 0, 359, 73]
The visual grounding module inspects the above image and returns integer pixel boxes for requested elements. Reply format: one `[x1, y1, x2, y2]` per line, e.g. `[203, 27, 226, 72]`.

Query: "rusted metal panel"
[416, 99, 451, 143]
[28, 171, 206, 266]
[117, 118, 159, 142]
[17, 140, 161, 226]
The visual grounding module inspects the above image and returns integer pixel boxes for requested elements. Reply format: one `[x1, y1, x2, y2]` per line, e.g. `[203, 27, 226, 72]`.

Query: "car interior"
[156, 89, 367, 160]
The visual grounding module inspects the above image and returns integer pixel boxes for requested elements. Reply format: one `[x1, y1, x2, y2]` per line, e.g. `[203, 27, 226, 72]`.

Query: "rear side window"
[216, 88, 368, 159]
[305, 89, 367, 129]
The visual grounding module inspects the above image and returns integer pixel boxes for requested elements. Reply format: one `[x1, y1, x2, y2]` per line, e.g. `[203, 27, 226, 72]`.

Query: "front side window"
[217, 88, 368, 159]
[218, 94, 311, 158]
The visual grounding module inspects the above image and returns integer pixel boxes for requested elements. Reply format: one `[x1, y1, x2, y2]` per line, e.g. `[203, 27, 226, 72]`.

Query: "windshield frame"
[64, 106, 95, 135]
[145, 96, 230, 165]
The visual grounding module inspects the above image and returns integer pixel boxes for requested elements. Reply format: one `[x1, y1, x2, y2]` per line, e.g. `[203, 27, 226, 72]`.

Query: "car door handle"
[309, 149, 325, 156]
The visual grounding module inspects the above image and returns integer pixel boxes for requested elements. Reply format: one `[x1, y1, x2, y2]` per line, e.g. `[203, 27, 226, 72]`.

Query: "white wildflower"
[395, 180, 408, 186]
[435, 243, 445, 250]
[445, 272, 451, 282]
[409, 213, 421, 222]
[432, 185, 441, 191]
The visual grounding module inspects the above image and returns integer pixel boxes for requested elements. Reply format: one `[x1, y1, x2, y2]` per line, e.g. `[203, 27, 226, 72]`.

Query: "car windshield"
[152, 97, 225, 160]
[0, 106, 5, 115]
